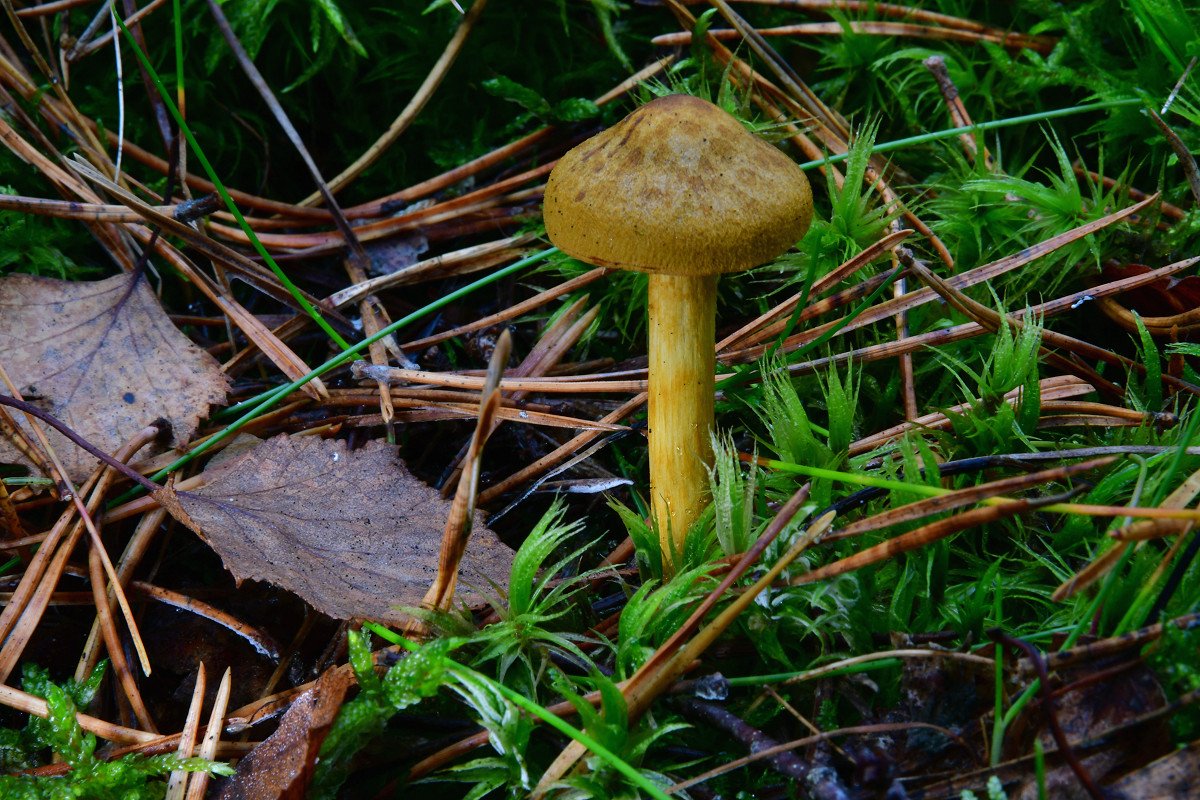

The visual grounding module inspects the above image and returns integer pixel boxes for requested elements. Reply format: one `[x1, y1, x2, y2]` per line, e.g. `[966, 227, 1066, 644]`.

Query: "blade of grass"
[111, 10, 351, 350]
[798, 99, 1143, 171]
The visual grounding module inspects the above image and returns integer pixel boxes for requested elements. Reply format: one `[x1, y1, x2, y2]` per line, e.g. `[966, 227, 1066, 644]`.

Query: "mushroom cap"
[543, 94, 813, 276]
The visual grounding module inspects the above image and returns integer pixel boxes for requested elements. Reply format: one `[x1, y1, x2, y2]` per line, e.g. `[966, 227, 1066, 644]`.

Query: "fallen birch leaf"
[0, 272, 229, 481]
[179, 434, 513, 623]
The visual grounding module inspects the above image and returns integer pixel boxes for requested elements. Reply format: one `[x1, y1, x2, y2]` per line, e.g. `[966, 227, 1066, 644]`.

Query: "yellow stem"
[648, 272, 717, 572]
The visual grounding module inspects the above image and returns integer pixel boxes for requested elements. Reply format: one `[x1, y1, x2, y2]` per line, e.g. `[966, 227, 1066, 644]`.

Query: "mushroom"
[543, 94, 813, 570]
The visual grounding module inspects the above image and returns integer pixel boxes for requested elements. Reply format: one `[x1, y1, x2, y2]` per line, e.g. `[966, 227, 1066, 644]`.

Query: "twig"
[417, 329, 512, 617]
[65, 0, 168, 60]
[204, 0, 405, 417]
[779, 256, 1198, 377]
[1148, 108, 1200, 204]
[675, 696, 813, 782]
[897, 244, 1200, 397]
[0, 683, 157, 744]
[166, 663, 206, 800]
[924, 54, 994, 168]
[654, 21, 1055, 53]
[131, 582, 281, 659]
[185, 667, 232, 799]
[298, 0, 491, 205]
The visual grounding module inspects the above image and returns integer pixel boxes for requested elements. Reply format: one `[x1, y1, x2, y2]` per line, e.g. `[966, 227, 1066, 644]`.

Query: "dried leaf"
[179, 435, 513, 623]
[1099, 263, 1200, 316]
[0, 272, 229, 481]
[1008, 659, 1170, 799]
[154, 479, 201, 535]
[1106, 741, 1200, 799]
[216, 665, 353, 800]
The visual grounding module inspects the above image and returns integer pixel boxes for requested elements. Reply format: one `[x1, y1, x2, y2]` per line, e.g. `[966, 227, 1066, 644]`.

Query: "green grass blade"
[112, 9, 351, 350]
[798, 99, 1143, 171]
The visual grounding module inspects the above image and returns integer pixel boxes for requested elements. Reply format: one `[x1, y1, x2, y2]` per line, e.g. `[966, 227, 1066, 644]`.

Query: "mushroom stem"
[647, 272, 717, 571]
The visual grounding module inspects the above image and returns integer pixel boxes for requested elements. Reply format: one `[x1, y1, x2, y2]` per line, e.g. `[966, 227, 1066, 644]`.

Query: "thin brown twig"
[924, 54, 994, 168]
[653, 21, 1055, 53]
[65, 0, 168, 60]
[714, 0, 1053, 34]
[0, 682, 157, 744]
[780, 255, 1199, 378]
[723, 196, 1157, 365]
[897, 243, 1200, 397]
[298, 0, 491, 205]
[130, 582, 281, 660]
[205, 0, 406, 418]
[185, 667, 232, 799]
[717, 228, 913, 352]
[417, 329, 513, 617]
[13, 0, 95, 16]
[823, 457, 1114, 543]
[165, 663, 206, 800]
[441, 298, 601, 493]
[1149, 108, 1200, 204]
[792, 490, 1076, 585]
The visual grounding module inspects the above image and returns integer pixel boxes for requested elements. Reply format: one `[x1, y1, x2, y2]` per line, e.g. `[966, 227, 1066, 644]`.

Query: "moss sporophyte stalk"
[543, 94, 813, 572]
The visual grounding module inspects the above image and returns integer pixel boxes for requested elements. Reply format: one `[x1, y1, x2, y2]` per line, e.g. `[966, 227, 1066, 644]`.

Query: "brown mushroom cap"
[543, 94, 814, 276]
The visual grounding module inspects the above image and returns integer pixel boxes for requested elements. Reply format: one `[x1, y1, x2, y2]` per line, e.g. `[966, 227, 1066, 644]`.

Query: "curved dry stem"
[297, 0, 490, 206]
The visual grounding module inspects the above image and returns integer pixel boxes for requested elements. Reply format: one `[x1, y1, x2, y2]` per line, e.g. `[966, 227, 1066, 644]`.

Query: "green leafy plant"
[1127, 312, 1164, 412]
[551, 671, 687, 800]
[0, 187, 99, 280]
[614, 562, 716, 679]
[939, 312, 1044, 456]
[0, 663, 231, 799]
[752, 356, 861, 507]
[609, 494, 716, 581]
[940, 133, 1129, 294]
[708, 432, 761, 557]
[197, 0, 366, 92]
[483, 75, 601, 132]
[428, 667, 539, 799]
[459, 499, 603, 694]
[767, 119, 896, 289]
[960, 774, 1010, 800]
[310, 632, 455, 799]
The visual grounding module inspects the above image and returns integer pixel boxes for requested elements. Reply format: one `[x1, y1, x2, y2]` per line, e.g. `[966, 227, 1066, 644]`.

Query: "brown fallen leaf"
[216, 663, 354, 800]
[0, 272, 229, 481]
[1097, 262, 1200, 317]
[1008, 656, 1171, 800]
[1104, 740, 1200, 799]
[179, 434, 513, 624]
